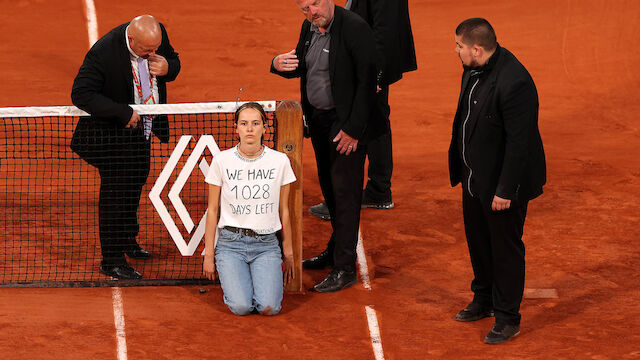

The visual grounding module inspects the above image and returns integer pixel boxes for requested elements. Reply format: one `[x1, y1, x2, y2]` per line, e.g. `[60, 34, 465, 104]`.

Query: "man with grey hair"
[271, 0, 383, 292]
[71, 15, 180, 279]
[450, 17, 546, 344]
[309, 0, 417, 220]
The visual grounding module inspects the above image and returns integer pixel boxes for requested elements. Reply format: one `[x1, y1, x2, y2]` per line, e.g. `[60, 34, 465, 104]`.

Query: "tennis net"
[0, 101, 303, 288]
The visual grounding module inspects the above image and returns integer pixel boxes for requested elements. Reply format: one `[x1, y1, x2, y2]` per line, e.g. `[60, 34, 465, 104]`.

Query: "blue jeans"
[215, 228, 283, 316]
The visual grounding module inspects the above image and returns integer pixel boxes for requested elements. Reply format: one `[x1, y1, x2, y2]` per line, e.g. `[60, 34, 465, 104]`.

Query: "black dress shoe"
[313, 269, 357, 293]
[309, 201, 331, 221]
[484, 323, 520, 344]
[100, 264, 142, 279]
[302, 249, 333, 269]
[361, 197, 394, 209]
[125, 247, 151, 259]
[455, 302, 494, 322]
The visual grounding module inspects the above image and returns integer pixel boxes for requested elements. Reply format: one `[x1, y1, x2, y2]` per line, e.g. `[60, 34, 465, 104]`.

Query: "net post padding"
[275, 100, 304, 293]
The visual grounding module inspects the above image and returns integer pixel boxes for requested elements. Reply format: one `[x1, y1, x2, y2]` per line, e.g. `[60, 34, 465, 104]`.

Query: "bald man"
[71, 15, 180, 279]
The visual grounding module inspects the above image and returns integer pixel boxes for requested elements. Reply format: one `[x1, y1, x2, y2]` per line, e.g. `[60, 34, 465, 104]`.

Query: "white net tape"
[0, 101, 277, 118]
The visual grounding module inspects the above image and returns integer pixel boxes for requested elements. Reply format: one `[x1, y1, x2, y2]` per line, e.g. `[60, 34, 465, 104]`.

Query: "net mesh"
[0, 101, 276, 287]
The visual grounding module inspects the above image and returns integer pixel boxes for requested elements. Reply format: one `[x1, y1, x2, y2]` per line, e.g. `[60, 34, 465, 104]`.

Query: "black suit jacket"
[271, 6, 384, 143]
[348, 0, 417, 85]
[71, 22, 180, 144]
[448, 46, 546, 206]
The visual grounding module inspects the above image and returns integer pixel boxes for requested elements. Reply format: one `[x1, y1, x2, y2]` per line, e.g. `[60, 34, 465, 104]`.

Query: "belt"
[223, 226, 258, 237]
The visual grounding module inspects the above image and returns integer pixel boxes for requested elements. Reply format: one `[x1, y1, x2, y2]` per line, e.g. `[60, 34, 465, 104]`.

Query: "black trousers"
[98, 135, 150, 266]
[364, 84, 392, 202]
[309, 109, 366, 271]
[462, 191, 529, 325]
[72, 123, 150, 266]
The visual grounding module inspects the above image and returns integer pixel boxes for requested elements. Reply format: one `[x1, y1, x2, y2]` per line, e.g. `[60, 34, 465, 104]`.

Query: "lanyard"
[131, 63, 156, 104]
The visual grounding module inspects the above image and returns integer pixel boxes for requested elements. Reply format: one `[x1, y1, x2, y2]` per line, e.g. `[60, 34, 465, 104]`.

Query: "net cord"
[0, 101, 277, 118]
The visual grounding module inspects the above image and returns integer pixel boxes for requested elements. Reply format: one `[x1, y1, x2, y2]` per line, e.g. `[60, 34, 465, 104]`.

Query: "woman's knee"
[223, 292, 254, 316]
[227, 302, 254, 316]
[256, 301, 282, 316]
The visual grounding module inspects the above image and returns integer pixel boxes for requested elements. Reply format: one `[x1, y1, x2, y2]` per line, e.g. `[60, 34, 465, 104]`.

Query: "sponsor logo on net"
[149, 135, 220, 256]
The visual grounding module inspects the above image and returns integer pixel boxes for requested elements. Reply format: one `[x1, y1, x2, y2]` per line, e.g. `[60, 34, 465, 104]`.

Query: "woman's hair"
[234, 102, 267, 124]
[234, 102, 267, 144]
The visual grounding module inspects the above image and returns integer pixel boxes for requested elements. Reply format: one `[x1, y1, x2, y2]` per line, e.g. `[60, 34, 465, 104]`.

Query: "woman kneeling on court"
[203, 102, 295, 316]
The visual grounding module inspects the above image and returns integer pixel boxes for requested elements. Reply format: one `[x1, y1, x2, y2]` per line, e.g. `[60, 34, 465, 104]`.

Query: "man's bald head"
[127, 15, 162, 58]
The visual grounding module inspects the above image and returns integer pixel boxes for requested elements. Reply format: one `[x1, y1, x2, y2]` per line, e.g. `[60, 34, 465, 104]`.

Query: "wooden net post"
[275, 100, 304, 292]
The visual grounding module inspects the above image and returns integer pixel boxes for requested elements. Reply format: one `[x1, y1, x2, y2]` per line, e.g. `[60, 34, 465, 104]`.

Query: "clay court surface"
[1, 0, 640, 359]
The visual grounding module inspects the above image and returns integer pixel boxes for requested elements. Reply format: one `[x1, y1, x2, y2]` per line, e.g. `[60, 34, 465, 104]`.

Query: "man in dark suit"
[271, 0, 382, 292]
[449, 18, 546, 344]
[309, 0, 417, 220]
[71, 15, 180, 279]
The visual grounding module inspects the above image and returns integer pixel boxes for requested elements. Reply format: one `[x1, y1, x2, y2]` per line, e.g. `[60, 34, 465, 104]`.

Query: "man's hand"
[333, 130, 359, 155]
[273, 50, 299, 72]
[283, 252, 295, 286]
[125, 110, 141, 128]
[491, 195, 511, 211]
[148, 54, 169, 76]
[203, 256, 216, 281]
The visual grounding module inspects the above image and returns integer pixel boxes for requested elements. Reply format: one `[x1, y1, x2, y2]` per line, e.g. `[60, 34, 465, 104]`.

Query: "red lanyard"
[131, 63, 155, 104]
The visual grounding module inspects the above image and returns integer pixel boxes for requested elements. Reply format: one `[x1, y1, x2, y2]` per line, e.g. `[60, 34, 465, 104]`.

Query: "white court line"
[365, 306, 385, 360]
[356, 229, 372, 291]
[84, 3, 125, 359]
[84, 0, 98, 47]
[357, 227, 385, 359]
[112, 287, 128, 360]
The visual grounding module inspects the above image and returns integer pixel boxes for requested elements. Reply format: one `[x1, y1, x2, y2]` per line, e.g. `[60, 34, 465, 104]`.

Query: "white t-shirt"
[204, 145, 296, 234]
